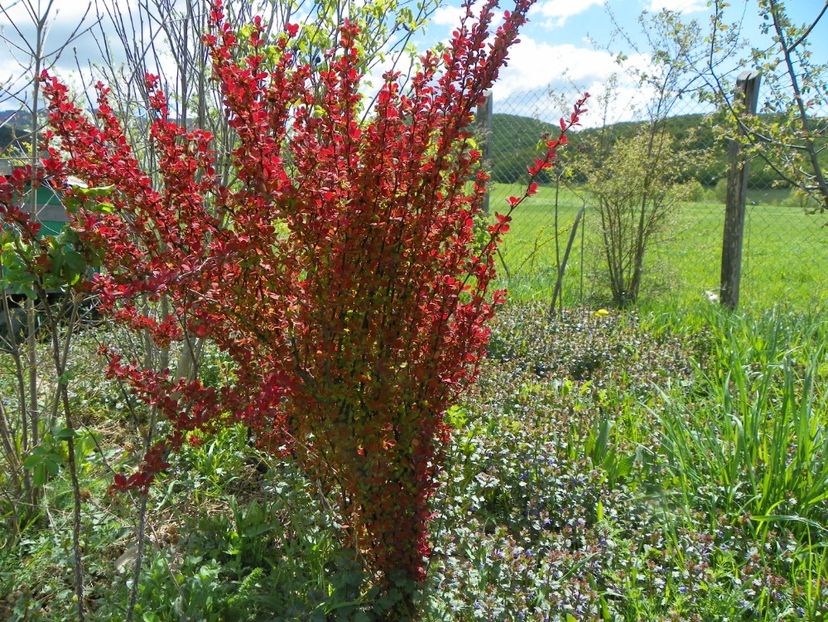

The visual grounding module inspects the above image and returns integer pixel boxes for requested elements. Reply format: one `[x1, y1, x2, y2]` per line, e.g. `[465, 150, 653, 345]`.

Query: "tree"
[0, 3, 95, 619]
[583, 127, 697, 306]
[705, 1, 827, 211]
[39, 0, 584, 616]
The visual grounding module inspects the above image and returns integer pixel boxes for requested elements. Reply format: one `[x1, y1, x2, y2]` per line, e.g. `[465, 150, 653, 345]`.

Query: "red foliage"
[0, 165, 46, 239]
[39, 0, 586, 586]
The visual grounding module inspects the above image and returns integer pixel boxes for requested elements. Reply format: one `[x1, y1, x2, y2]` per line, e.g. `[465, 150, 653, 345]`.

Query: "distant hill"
[1, 110, 33, 154]
[487, 112, 796, 188]
[488, 114, 559, 184]
[0, 110, 31, 129]
[0, 125, 14, 150]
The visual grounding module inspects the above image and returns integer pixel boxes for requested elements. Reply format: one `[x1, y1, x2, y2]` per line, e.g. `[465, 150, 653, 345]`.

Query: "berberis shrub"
[12, 0, 587, 612]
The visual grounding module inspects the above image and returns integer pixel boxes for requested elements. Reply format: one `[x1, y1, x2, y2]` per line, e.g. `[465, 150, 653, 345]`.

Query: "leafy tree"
[569, 8, 710, 306]
[582, 129, 697, 306]
[703, 1, 827, 211]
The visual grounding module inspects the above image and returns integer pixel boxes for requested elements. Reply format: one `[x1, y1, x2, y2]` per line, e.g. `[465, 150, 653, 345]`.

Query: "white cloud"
[0, 0, 227, 113]
[491, 35, 661, 126]
[1, 0, 120, 109]
[648, 0, 706, 13]
[0, 0, 94, 26]
[431, 4, 469, 27]
[530, 0, 604, 28]
[431, 1, 505, 28]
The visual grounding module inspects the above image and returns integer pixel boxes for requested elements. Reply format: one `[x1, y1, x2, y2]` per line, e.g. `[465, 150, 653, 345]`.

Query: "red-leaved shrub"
[38, 0, 586, 596]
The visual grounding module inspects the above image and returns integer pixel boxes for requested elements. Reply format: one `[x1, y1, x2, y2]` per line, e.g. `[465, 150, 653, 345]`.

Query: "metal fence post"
[476, 92, 493, 214]
[720, 71, 761, 309]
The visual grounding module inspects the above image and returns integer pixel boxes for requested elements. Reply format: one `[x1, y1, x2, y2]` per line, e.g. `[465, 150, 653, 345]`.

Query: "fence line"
[476, 87, 828, 310]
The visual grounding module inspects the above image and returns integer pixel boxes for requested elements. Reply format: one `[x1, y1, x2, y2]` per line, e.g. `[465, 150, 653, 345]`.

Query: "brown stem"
[40, 289, 85, 621]
[126, 490, 149, 622]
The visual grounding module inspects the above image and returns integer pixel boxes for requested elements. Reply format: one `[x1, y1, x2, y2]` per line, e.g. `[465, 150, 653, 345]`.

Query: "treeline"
[2, 113, 819, 190]
[488, 112, 823, 189]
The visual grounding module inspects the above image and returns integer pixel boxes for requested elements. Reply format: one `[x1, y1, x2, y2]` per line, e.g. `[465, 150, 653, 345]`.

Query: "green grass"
[489, 182, 828, 310]
[2, 302, 827, 620]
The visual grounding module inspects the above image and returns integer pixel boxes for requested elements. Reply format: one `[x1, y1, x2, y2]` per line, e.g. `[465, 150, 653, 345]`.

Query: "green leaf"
[751, 514, 828, 534]
[53, 427, 77, 441]
[23, 446, 62, 486]
[75, 184, 114, 197]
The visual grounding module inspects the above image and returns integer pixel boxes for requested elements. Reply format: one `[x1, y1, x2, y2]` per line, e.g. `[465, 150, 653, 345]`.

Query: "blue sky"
[1, 0, 825, 126]
[410, 0, 828, 125]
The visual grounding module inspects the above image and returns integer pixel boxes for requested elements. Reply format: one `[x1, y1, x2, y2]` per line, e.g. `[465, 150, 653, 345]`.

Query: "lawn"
[488, 183, 828, 310]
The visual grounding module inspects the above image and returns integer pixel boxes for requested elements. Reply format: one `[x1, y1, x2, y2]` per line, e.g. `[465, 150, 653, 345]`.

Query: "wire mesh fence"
[481, 88, 828, 311]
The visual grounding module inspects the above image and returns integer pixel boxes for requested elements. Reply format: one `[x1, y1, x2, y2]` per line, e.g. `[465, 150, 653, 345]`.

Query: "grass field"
[489, 183, 828, 310]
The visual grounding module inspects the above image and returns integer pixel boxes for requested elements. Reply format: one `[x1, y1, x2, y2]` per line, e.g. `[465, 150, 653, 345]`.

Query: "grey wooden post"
[475, 92, 493, 214]
[720, 71, 761, 309]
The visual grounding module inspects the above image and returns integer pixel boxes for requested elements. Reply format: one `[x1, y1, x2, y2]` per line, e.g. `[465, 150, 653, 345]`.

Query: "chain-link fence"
[480, 87, 828, 310]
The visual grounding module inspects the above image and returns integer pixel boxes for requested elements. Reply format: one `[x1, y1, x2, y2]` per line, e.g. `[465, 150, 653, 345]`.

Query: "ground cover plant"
[427, 303, 828, 620]
[1, 303, 826, 619]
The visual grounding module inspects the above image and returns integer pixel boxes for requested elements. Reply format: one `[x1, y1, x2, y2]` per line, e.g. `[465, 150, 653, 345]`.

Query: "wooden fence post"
[476, 92, 493, 214]
[720, 71, 761, 309]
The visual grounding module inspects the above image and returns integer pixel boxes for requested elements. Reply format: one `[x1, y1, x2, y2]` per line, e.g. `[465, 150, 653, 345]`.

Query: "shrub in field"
[37, 0, 585, 609]
[582, 130, 696, 307]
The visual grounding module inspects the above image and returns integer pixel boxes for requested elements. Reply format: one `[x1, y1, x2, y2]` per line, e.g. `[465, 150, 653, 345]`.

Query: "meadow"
[489, 183, 828, 310]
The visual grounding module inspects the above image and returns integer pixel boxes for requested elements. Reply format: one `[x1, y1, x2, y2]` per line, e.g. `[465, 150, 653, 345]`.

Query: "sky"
[1, 0, 826, 127]
[415, 0, 828, 125]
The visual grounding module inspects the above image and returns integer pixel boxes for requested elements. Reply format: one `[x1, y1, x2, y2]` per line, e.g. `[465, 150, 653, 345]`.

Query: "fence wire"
[482, 90, 828, 310]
